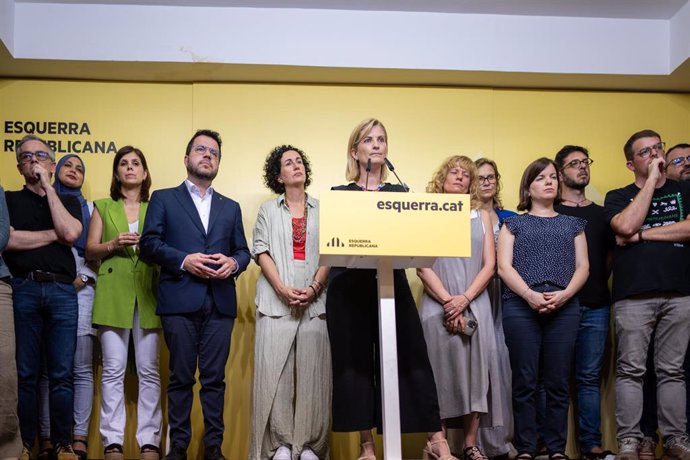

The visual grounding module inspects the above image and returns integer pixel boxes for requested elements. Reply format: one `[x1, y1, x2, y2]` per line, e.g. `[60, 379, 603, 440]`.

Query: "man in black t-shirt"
[604, 129, 690, 460]
[554, 145, 613, 460]
[4, 135, 82, 460]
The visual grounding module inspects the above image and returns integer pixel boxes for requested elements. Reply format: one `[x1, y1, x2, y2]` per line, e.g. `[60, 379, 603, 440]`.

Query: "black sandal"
[464, 446, 489, 460]
[548, 453, 570, 460]
[140, 444, 160, 460]
[73, 439, 88, 460]
[104, 443, 124, 460]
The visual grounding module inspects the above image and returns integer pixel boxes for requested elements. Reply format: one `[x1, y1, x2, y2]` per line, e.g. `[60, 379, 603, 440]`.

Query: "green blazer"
[92, 198, 160, 329]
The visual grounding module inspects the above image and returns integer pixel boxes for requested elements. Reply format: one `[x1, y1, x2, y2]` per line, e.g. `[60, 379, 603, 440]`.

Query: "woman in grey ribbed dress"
[250, 145, 331, 460]
[475, 158, 516, 460]
[418, 156, 503, 460]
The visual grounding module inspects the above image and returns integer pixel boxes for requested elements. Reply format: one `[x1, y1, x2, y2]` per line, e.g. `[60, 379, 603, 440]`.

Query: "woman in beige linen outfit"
[249, 145, 331, 460]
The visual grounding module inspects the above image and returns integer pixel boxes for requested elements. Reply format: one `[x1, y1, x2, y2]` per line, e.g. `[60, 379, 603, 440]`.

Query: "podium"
[319, 191, 471, 460]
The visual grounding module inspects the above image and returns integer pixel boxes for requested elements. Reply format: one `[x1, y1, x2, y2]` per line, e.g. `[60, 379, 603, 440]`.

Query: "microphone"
[364, 158, 371, 191]
[384, 158, 410, 192]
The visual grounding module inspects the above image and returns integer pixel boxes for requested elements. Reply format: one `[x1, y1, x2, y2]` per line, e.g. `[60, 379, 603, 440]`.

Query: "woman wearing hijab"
[38, 154, 97, 460]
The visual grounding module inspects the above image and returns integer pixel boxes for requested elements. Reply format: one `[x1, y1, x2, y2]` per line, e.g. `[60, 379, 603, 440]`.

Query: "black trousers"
[326, 268, 441, 433]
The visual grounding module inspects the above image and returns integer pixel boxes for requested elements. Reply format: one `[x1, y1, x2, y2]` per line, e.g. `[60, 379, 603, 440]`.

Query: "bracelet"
[308, 285, 317, 297]
[106, 243, 113, 253]
[460, 293, 471, 304]
[312, 279, 324, 290]
[638, 229, 644, 242]
[310, 282, 321, 294]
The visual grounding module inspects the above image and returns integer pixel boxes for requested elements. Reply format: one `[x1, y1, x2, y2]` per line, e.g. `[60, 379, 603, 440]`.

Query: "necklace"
[561, 197, 589, 207]
[357, 183, 384, 191]
[287, 195, 308, 245]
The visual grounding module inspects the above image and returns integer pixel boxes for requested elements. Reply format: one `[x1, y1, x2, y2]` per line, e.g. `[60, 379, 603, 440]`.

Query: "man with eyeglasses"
[666, 144, 690, 182]
[3, 134, 83, 460]
[603, 129, 690, 460]
[553, 145, 614, 460]
[139, 129, 250, 460]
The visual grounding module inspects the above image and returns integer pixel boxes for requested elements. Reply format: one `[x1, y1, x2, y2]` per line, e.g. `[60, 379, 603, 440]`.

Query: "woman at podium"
[497, 158, 588, 460]
[326, 118, 457, 460]
[250, 145, 331, 460]
[418, 155, 502, 460]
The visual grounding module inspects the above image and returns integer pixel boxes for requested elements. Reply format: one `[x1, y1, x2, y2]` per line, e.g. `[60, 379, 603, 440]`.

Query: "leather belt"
[26, 270, 74, 284]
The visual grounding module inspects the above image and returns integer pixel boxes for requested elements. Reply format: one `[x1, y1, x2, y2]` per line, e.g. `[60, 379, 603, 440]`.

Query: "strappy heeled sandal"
[423, 439, 459, 460]
[357, 441, 376, 460]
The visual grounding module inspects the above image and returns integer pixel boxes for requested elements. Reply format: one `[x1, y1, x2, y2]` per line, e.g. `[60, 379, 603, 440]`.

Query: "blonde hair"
[345, 118, 390, 182]
[475, 157, 505, 210]
[426, 155, 479, 208]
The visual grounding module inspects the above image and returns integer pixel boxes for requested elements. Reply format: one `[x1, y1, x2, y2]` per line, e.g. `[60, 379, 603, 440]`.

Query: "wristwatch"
[79, 273, 96, 286]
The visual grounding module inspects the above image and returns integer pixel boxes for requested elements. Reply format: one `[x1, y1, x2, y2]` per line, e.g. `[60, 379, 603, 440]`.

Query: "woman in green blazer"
[86, 146, 162, 460]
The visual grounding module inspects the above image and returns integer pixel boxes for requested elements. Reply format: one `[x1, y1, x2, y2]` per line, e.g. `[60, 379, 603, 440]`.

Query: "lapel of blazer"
[107, 200, 136, 261]
[174, 183, 207, 236]
[207, 192, 224, 237]
[132, 201, 148, 265]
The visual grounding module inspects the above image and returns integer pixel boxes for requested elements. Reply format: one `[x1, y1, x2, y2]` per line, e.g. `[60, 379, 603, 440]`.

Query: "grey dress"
[476, 218, 515, 456]
[419, 210, 503, 427]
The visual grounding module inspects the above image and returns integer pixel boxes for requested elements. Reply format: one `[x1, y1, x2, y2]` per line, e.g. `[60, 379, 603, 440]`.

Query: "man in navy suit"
[140, 129, 250, 460]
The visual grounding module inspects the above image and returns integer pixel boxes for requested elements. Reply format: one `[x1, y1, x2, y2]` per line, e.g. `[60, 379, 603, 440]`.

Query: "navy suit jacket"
[140, 183, 250, 317]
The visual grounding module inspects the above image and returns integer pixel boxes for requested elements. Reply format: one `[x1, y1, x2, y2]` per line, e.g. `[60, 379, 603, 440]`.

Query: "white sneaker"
[299, 447, 319, 460]
[273, 446, 292, 460]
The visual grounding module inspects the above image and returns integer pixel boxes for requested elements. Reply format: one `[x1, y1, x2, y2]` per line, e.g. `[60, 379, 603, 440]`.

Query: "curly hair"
[475, 157, 506, 210]
[263, 145, 312, 194]
[426, 155, 479, 208]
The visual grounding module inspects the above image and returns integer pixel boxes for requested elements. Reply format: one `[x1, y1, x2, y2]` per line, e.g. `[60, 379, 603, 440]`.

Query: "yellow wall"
[2, 79, 690, 459]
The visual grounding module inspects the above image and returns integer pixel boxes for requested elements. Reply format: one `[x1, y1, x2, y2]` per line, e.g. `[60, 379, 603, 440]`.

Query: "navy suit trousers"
[161, 290, 234, 449]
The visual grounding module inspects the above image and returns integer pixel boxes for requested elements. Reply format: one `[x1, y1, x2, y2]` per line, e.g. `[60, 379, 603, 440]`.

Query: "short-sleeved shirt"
[603, 179, 690, 302]
[502, 213, 586, 299]
[4, 186, 82, 279]
[555, 203, 613, 307]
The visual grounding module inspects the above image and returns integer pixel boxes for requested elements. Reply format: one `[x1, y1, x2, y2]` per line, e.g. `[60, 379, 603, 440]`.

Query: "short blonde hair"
[426, 155, 479, 208]
[345, 118, 390, 182]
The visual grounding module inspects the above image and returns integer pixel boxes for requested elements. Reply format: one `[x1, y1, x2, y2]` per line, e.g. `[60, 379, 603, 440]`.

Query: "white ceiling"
[3, 0, 690, 91]
[14, 0, 690, 19]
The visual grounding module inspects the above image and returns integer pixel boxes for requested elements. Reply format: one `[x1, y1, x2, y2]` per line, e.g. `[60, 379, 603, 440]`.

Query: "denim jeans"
[614, 294, 690, 441]
[40, 334, 94, 438]
[503, 285, 581, 454]
[11, 278, 78, 447]
[575, 305, 610, 452]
